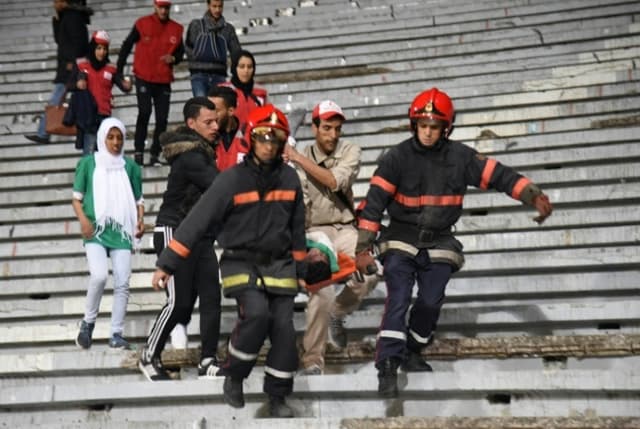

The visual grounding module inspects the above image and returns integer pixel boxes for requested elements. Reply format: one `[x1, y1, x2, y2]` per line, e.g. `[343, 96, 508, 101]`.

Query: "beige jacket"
[297, 140, 361, 228]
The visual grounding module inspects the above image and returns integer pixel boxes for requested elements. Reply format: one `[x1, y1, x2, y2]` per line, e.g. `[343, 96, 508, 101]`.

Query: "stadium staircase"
[0, 0, 639, 427]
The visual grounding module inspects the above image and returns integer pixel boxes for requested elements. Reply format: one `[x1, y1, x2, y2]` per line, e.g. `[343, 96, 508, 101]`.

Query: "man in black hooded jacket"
[138, 97, 223, 382]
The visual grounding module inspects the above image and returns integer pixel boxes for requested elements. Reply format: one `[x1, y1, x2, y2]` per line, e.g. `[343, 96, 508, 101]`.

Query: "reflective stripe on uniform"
[379, 240, 419, 256]
[371, 175, 397, 194]
[428, 249, 465, 270]
[511, 177, 531, 200]
[222, 274, 298, 290]
[409, 329, 432, 345]
[228, 341, 259, 361]
[394, 193, 463, 208]
[378, 242, 464, 270]
[168, 239, 190, 258]
[378, 329, 407, 341]
[262, 276, 298, 289]
[264, 365, 296, 379]
[358, 218, 381, 233]
[480, 158, 497, 190]
[264, 190, 296, 202]
[234, 191, 260, 205]
[222, 274, 250, 288]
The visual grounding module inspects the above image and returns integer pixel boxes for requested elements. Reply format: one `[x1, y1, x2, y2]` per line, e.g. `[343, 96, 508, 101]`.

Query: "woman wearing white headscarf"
[71, 117, 145, 350]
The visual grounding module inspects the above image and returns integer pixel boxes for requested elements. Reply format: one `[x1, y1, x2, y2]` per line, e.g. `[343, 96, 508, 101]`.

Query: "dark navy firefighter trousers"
[375, 249, 453, 366]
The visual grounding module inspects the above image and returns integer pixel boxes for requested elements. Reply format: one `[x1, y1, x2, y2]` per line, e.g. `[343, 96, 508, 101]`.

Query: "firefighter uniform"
[156, 151, 306, 398]
[358, 134, 545, 366]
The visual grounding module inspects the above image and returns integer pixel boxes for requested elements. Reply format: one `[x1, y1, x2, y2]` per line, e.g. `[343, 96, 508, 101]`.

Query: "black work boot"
[376, 358, 399, 398]
[401, 351, 433, 372]
[223, 377, 245, 408]
[268, 395, 294, 418]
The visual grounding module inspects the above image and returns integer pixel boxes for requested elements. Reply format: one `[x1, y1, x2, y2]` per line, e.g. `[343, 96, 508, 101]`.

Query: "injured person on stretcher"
[303, 230, 357, 294]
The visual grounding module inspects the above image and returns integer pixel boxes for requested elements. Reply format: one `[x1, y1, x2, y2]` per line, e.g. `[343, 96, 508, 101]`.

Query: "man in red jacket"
[117, 0, 184, 166]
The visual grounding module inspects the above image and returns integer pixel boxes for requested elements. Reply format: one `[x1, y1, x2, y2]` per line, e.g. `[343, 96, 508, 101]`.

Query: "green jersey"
[72, 155, 143, 250]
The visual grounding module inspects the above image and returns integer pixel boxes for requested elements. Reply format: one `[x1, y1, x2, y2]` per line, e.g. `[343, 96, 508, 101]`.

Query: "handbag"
[45, 91, 76, 136]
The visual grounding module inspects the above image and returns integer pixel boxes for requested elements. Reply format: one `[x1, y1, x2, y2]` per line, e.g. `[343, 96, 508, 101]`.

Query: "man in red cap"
[284, 100, 379, 375]
[117, 0, 184, 166]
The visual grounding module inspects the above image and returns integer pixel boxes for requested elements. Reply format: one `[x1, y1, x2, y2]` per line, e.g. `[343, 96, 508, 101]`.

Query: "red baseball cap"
[154, 0, 172, 6]
[91, 30, 110, 46]
[312, 100, 345, 121]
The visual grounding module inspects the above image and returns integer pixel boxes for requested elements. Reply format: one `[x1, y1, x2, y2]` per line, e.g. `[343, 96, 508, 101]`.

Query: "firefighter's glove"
[355, 250, 377, 276]
[532, 193, 553, 224]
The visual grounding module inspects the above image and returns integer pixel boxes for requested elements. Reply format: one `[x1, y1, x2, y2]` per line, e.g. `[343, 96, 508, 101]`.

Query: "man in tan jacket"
[284, 100, 378, 374]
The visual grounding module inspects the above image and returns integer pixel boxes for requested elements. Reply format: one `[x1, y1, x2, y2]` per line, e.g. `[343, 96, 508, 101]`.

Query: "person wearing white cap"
[70, 30, 132, 155]
[116, 0, 184, 166]
[283, 100, 379, 375]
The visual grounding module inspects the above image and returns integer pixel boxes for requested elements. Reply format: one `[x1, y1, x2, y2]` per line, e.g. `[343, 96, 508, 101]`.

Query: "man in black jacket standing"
[139, 97, 222, 382]
[26, 0, 93, 144]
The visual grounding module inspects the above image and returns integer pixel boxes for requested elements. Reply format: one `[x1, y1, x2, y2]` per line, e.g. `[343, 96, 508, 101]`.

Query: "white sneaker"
[170, 323, 188, 349]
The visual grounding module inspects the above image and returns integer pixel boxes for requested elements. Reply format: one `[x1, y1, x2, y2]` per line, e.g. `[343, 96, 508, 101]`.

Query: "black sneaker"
[268, 395, 294, 418]
[108, 333, 131, 350]
[134, 152, 144, 166]
[25, 134, 50, 144]
[148, 155, 163, 167]
[138, 350, 171, 381]
[75, 320, 95, 349]
[328, 315, 347, 349]
[223, 376, 245, 408]
[401, 351, 433, 372]
[197, 356, 221, 379]
[377, 358, 399, 398]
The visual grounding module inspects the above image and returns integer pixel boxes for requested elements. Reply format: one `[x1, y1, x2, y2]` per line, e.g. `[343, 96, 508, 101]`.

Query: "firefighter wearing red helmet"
[244, 104, 290, 157]
[152, 104, 305, 417]
[355, 88, 553, 398]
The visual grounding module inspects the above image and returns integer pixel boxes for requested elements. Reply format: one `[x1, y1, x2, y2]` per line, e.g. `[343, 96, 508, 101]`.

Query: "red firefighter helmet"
[244, 104, 290, 151]
[409, 88, 455, 136]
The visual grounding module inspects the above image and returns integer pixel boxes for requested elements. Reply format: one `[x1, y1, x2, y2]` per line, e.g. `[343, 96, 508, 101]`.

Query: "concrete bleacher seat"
[0, 0, 639, 427]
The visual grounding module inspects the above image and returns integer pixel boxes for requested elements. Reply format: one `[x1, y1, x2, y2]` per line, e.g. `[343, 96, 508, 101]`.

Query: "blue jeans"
[190, 72, 226, 97]
[36, 83, 67, 138]
[83, 132, 97, 156]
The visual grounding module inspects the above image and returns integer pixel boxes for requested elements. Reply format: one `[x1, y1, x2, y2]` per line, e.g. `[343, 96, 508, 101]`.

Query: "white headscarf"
[93, 117, 137, 243]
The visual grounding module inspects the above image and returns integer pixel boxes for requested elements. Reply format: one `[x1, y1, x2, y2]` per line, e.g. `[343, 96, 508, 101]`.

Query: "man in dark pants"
[116, 0, 184, 166]
[152, 104, 306, 418]
[26, 0, 93, 144]
[138, 97, 222, 382]
[355, 88, 554, 398]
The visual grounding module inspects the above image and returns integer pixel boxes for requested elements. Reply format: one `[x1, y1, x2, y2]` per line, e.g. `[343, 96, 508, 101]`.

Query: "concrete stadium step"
[1, 247, 638, 300]
[1, 357, 638, 421]
[4, 142, 638, 204]
[1, 335, 638, 378]
[2, 222, 638, 259]
[1, 180, 638, 226]
[1, 281, 639, 338]
[0, 0, 638, 426]
[0, 205, 640, 258]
